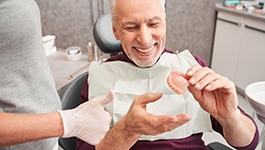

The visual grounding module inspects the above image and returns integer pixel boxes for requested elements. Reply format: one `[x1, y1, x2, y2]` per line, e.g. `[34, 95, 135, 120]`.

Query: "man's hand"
[96, 92, 192, 150]
[59, 90, 114, 145]
[185, 65, 239, 122]
[185, 65, 256, 147]
[122, 93, 191, 136]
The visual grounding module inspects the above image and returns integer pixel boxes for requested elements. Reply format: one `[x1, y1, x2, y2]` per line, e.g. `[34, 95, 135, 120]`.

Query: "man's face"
[113, 0, 166, 68]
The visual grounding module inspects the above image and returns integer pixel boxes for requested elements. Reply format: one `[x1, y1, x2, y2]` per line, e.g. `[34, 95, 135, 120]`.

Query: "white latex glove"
[58, 90, 114, 145]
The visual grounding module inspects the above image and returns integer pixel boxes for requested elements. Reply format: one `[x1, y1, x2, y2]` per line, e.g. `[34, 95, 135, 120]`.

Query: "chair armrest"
[207, 142, 233, 150]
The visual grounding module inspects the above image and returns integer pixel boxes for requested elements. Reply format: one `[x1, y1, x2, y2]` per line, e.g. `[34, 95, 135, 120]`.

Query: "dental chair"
[93, 13, 122, 55]
[93, 13, 233, 150]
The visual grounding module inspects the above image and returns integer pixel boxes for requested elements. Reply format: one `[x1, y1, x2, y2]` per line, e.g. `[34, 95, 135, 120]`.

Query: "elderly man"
[77, 0, 259, 149]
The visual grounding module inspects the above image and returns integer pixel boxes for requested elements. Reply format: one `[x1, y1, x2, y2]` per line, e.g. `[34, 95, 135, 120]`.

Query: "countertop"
[215, 3, 265, 22]
[47, 50, 90, 94]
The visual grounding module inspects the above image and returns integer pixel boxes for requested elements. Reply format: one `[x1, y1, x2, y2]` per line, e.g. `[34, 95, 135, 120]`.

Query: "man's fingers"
[142, 113, 192, 135]
[135, 93, 163, 105]
[152, 113, 192, 127]
[186, 65, 202, 77]
[175, 113, 192, 125]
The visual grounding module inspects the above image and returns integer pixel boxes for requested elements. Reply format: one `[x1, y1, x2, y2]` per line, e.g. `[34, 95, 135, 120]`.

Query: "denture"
[167, 72, 190, 94]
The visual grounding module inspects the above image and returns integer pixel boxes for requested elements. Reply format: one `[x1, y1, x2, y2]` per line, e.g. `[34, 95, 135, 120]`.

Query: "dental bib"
[88, 50, 212, 141]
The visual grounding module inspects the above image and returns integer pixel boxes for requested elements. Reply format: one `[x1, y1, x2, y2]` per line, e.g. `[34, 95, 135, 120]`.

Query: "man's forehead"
[114, 0, 165, 25]
[121, 16, 162, 25]
[116, 0, 164, 11]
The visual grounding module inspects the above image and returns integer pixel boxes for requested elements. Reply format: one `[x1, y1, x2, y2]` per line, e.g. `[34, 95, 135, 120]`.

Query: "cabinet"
[211, 11, 265, 92]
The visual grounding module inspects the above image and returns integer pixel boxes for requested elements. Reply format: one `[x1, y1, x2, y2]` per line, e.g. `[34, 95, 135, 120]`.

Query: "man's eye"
[149, 22, 159, 27]
[124, 26, 136, 31]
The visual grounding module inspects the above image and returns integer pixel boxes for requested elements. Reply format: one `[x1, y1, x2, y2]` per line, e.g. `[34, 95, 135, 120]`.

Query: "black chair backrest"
[93, 13, 122, 54]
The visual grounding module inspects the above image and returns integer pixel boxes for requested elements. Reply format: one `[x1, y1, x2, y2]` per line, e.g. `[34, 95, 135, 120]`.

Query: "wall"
[35, 0, 110, 54]
[166, 0, 223, 65]
[36, 0, 223, 65]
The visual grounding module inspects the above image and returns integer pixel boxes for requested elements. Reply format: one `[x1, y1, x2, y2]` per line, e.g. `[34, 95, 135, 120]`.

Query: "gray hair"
[109, 0, 166, 23]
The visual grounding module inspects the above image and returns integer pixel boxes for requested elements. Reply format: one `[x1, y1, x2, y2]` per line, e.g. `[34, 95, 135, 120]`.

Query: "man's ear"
[112, 26, 120, 40]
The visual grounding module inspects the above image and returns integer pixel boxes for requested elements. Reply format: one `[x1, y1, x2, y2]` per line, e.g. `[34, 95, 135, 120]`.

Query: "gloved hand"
[58, 90, 114, 145]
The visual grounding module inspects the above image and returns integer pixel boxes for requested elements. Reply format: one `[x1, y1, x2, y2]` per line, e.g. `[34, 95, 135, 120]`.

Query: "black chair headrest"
[93, 13, 122, 54]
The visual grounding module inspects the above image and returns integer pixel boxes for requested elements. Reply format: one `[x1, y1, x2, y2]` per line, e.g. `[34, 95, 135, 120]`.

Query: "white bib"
[88, 50, 212, 141]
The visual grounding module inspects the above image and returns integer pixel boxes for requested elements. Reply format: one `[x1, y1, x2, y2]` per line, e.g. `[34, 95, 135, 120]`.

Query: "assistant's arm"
[0, 112, 63, 146]
[0, 91, 114, 146]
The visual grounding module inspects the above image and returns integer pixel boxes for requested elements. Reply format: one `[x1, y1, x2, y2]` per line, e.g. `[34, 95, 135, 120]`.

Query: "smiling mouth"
[134, 44, 155, 53]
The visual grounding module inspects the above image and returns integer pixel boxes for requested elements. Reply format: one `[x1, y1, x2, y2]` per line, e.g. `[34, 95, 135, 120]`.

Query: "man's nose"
[137, 26, 152, 45]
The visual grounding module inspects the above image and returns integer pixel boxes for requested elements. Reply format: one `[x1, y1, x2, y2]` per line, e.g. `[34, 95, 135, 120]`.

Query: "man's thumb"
[136, 93, 162, 105]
